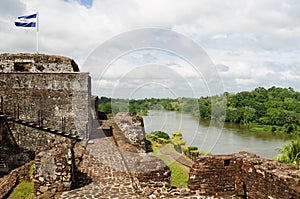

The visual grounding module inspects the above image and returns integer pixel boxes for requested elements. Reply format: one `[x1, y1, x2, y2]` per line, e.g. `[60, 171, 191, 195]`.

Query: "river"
[143, 110, 293, 159]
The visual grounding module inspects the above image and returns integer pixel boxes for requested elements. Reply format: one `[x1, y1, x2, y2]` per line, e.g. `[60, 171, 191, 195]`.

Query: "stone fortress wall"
[0, 73, 90, 151]
[0, 53, 91, 196]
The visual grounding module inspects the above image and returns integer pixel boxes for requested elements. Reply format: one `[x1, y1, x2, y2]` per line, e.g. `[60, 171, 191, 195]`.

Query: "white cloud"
[280, 70, 300, 81]
[1, 0, 300, 97]
[235, 78, 258, 86]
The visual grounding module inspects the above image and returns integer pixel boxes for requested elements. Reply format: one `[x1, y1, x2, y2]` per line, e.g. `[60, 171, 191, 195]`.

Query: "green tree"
[241, 106, 256, 124]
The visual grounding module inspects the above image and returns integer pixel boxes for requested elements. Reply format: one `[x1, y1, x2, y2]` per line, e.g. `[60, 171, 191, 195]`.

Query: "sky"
[1, 0, 300, 98]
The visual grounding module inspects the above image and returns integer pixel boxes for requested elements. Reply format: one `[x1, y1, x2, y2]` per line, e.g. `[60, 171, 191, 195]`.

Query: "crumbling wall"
[0, 53, 79, 73]
[188, 152, 300, 198]
[114, 112, 147, 152]
[239, 153, 300, 199]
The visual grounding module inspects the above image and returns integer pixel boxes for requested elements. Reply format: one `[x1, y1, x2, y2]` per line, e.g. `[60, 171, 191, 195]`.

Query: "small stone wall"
[129, 153, 171, 185]
[188, 152, 300, 198]
[114, 112, 147, 152]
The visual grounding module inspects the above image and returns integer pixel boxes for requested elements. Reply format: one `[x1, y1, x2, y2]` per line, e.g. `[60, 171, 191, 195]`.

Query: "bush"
[152, 131, 170, 140]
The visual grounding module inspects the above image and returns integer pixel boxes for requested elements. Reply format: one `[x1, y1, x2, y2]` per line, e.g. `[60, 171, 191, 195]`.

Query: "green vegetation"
[167, 161, 190, 186]
[29, 164, 35, 176]
[146, 132, 190, 186]
[274, 140, 300, 167]
[148, 131, 171, 144]
[171, 132, 186, 153]
[181, 146, 211, 161]
[8, 180, 34, 199]
[153, 131, 170, 140]
[152, 144, 190, 186]
[99, 86, 300, 135]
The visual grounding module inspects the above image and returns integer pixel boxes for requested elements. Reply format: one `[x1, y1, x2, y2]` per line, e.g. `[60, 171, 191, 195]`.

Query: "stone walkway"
[57, 136, 138, 198]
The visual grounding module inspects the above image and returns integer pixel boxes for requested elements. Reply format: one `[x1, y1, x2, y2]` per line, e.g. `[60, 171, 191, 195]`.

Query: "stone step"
[0, 114, 83, 141]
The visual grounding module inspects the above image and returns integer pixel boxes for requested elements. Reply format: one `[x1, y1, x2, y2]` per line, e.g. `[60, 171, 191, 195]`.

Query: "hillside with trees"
[98, 86, 300, 135]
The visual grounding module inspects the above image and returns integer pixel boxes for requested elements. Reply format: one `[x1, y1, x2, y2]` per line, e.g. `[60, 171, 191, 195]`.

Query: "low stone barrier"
[188, 152, 300, 198]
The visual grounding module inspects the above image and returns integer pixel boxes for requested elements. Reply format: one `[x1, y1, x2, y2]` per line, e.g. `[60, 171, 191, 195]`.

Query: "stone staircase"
[0, 114, 83, 141]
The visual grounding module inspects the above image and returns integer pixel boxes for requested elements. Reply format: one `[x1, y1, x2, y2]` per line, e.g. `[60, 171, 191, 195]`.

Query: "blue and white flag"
[15, 13, 37, 27]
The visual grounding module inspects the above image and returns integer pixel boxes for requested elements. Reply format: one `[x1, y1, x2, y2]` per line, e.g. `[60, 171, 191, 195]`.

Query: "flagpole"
[36, 12, 39, 54]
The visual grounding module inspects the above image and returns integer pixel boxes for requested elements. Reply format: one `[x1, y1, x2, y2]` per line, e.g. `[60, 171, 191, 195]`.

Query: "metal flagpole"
[36, 12, 39, 54]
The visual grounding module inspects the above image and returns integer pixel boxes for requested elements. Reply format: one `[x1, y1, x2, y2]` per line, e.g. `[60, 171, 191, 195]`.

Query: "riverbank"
[143, 110, 292, 159]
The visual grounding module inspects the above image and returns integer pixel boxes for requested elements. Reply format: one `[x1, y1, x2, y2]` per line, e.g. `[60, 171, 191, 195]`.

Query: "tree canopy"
[98, 86, 300, 135]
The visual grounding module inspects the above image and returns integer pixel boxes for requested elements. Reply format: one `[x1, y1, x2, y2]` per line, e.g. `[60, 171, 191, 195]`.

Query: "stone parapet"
[188, 152, 300, 198]
[114, 112, 147, 152]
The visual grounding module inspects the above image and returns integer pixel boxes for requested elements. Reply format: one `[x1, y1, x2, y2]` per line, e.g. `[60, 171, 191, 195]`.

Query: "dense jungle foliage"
[98, 86, 300, 135]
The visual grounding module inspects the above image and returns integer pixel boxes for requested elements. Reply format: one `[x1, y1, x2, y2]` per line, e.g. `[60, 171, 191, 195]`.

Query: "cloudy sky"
[1, 0, 300, 98]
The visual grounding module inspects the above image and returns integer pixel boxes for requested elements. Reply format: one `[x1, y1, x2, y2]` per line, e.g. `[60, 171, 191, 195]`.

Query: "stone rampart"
[188, 152, 300, 198]
[114, 112, 147, 152]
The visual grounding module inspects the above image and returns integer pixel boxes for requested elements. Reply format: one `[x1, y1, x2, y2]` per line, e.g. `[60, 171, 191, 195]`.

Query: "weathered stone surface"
[0, 72, 91, 145]
[40, 185, 49, 193]
[0, 53, 79, 73]
[114, 112, 147, 152]
[0, 53, 92, 198]
[188, 152, 300, 198]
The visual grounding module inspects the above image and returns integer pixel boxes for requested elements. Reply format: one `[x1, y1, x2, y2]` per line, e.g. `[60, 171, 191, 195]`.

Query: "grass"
[168, 161, 190, 186]
[249, 123, 273, 132]
[8, 180, 34, 199]
[147, 136, 190, 186]
[249, 123, 300, 135]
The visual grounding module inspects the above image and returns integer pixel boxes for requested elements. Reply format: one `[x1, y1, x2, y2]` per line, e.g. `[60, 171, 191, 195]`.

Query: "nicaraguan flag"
[15, 13, 37, 27]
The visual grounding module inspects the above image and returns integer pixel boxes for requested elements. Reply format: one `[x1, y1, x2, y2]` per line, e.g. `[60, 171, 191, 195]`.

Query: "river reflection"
[143, 110, 293, 159]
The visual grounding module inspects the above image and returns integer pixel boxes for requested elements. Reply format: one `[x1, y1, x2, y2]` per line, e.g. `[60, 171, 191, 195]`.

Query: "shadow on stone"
[71, 171, 92, 189]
